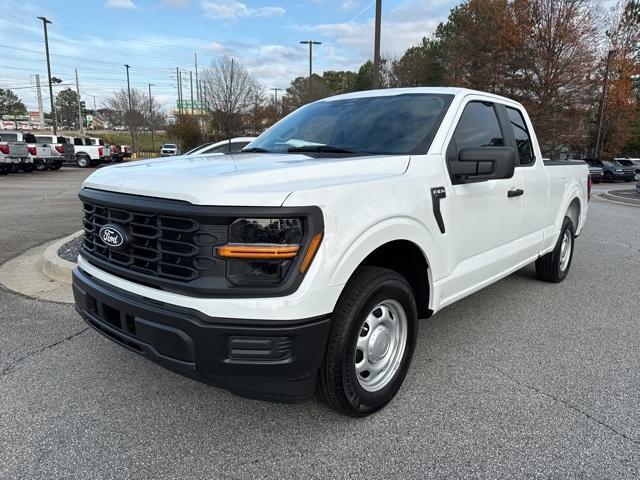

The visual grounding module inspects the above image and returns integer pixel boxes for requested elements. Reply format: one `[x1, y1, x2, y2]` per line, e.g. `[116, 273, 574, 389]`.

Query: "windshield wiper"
[240, 147, 271, 153]
[287, 145, 358, 154]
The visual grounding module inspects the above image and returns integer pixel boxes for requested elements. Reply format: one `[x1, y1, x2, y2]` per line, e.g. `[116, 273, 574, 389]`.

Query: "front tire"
[317, 266, 418, 417]
[535, 217, 575, 283]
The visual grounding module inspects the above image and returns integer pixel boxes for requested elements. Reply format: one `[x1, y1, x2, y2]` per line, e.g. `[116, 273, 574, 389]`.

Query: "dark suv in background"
[586, 159, 635, 182]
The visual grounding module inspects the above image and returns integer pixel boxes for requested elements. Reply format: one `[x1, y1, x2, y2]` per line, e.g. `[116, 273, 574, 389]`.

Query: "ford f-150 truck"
[0, 133, 29, 174]
[65, 136, 112, 167]
[73, 88, 589, 416]
[35, 134, 74, 170]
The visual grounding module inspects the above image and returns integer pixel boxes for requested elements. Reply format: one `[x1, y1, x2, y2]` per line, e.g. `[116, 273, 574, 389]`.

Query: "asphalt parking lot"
[1, 169, 639, 479]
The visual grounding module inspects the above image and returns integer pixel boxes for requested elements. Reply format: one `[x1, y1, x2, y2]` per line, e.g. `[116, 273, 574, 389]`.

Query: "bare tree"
[103, 88, 164, 133]
[201, 56, 258, 138]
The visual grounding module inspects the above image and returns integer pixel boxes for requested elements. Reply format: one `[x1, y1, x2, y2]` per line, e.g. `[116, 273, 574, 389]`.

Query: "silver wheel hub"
[559, 230, 572, 271]
[354, 299, 408, 392]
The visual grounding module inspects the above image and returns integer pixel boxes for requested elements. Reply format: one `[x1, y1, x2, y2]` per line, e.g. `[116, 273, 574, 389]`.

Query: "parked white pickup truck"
[0, 131, 44, 172]
[0, 133, 29, 174]
[35, 134, 75, 170]
[65, 136, 111, 167]
[73, 88, 589, 416]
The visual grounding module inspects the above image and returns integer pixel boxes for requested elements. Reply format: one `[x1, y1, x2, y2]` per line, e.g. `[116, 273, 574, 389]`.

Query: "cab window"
[506, 107, 534, 166]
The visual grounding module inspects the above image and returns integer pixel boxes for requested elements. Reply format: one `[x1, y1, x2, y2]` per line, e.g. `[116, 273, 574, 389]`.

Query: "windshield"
[617, 160, 632, 166]
[164, 144, 177, 148]
[246, 93, 453, 155]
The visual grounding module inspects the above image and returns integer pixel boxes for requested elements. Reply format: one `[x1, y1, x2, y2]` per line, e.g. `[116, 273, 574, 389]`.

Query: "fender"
[327, 216, 440, 310]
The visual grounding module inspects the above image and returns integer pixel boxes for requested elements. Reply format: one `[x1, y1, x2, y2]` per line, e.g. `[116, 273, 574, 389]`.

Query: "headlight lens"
[220, 218, 305, 286]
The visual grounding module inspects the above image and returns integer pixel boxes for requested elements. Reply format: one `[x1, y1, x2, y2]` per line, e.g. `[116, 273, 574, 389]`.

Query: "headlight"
[615, 168, 623, 172]
[217, 218, 321, 286]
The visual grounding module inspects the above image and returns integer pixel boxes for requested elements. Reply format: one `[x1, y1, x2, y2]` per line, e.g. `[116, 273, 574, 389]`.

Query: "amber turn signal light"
[217, 244, 300, 259]
[299, 232, 323, 273]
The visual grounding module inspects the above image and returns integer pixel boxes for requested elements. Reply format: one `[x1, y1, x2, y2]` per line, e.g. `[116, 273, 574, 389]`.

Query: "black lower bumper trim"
[72, 268, 332, 402]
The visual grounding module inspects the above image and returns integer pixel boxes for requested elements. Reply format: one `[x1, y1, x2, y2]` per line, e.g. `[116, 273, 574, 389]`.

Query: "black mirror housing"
[450, 147, 515, 184]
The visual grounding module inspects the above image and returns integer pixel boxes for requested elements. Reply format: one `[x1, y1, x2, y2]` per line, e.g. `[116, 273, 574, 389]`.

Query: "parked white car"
[183, 137, 255, 156]
[160, 144, 179, 156]
[74, 87, 589, 416]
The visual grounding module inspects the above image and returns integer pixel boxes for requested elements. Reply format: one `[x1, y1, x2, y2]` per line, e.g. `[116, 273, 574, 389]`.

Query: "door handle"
[507, 188, 524, 198]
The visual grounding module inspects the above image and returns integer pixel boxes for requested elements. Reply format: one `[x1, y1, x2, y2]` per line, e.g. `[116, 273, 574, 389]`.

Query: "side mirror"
[449, 147, 515, 184]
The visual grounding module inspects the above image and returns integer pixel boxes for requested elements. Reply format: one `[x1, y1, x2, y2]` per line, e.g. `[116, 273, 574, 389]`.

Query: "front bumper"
[72, 267, 332, 402]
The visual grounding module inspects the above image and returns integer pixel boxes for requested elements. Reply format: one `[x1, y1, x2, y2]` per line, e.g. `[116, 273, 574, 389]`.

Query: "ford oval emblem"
[99, 224, 128, 249]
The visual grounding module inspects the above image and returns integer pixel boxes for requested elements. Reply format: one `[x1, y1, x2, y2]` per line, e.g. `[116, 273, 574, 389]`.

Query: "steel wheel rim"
[354, 299, 408, 392]
[559, 230, 572, 271]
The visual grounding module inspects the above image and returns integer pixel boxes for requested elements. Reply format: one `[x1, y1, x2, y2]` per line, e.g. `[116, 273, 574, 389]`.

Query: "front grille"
[82, 200, 227, 283]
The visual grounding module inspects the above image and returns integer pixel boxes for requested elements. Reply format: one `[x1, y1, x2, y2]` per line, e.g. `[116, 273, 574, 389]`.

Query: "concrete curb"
[42, 230, 82, 284]
[597, 191, 640, 207]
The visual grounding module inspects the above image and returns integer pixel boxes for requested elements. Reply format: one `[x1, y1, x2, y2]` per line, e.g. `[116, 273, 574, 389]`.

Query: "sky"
[0, 0, 458, 113]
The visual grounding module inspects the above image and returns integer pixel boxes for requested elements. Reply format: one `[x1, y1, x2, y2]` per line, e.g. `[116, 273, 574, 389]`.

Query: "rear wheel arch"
[565, 196, 581, 233]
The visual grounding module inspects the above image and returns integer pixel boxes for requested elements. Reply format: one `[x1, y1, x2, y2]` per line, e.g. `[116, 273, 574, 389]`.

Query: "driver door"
[438, 98, 524, 305]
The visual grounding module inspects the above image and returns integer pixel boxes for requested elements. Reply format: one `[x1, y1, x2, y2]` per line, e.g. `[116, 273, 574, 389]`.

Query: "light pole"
[595, 49, 617, 160]
[124, 64, 135, 151]
[148, 83, 155, 153]
[300, 40, 321, 95]
[37, 16, 57, 134]
[271, 87, 282, 115]
[372, 0, 382, 89]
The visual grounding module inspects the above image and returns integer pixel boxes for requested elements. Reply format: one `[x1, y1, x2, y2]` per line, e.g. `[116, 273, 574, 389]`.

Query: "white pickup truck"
[73, 88, 589, 416]
[65, 136, 112, 168]
[0, 133, 29, 174]
[35, 134, 75, 170]
[0, 131, 48, 172]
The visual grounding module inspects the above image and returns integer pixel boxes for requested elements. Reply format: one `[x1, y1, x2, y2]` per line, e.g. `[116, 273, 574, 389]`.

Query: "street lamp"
[300, 40, 321, 94]
[372, 0, 382, 89]
[37, 16, 56, 134]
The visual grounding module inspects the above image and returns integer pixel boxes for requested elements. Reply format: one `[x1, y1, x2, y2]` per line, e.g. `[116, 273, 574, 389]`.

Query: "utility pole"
[300, 40, 321, 95]
[124, 64, 135, 150]
[190, 71, 194, 115]
[75, 69, 83, 134]
[372, 0, 382, 89]
[37, 16, 57, 134]
[175, 67, 181, 115]
[194, 52, 199, 103]
[180, 71, 186, 115]
[595, 49, 617, 160]
[148, 83, 155, 153]
[271, 87, 282, 115]
[35, 74, 45, 130]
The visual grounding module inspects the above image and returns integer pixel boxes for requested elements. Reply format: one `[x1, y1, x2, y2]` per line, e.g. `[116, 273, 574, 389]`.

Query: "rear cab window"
[505, 107, 535, 166]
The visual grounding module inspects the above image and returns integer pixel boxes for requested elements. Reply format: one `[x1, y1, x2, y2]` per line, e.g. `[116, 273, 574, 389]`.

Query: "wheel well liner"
[566, 197, 580, 231]
[359, 240, 431, 317]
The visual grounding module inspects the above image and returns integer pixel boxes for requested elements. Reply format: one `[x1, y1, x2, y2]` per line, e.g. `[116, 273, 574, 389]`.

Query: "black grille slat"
[81, 199, 225, 283]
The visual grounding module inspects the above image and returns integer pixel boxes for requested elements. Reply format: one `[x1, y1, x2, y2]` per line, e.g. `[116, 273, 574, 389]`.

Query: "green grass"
[96, 132, 169, 152]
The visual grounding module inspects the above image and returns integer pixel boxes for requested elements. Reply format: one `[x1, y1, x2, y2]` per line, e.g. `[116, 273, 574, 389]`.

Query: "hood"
[82, 153, 410, 206]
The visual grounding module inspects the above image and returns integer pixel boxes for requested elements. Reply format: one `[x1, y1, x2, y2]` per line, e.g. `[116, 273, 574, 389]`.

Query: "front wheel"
[535, 217, 575, 283]
[317, 266, 417, 416]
